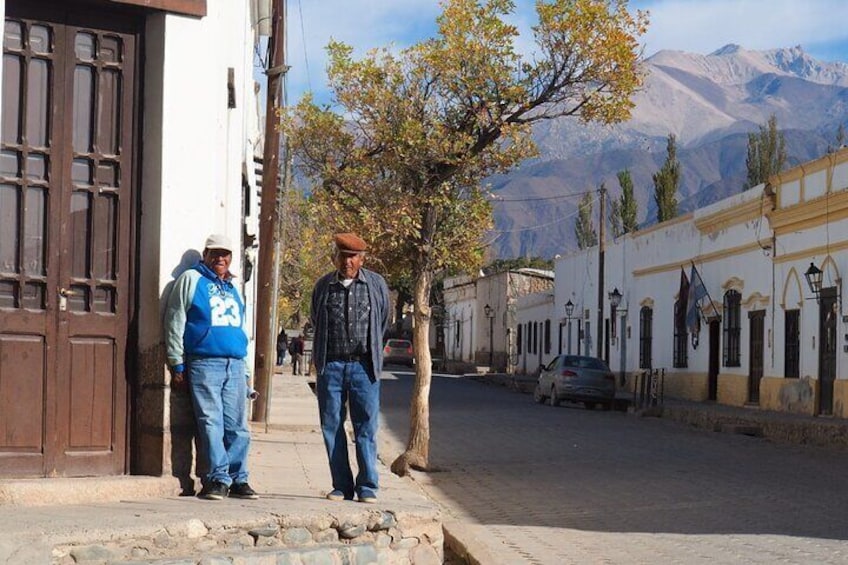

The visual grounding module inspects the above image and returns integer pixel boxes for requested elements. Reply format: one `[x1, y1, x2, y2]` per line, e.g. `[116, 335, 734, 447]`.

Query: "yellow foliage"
[281, 0, 647, 472]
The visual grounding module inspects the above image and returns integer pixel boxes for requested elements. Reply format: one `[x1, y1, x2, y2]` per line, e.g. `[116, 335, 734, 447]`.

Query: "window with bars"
[639, 306, 653, 369]
[784, 309, 800, 378]
[723, 290, 741, 366]
[673, 298, 688, 368]
[544, 319, 551, 354]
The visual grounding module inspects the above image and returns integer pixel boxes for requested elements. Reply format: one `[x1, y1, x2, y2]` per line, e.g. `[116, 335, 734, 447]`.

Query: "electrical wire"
[489, 193, 599, 234]
[491, 189, 594, 203]
[295, 0, 312, 94]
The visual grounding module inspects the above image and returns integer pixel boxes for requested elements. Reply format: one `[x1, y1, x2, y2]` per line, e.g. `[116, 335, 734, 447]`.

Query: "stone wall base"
[49, 510, 443, 564]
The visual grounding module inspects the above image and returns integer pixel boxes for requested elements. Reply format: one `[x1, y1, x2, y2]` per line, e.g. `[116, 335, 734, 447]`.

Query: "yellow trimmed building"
[532, 147, 848, 417]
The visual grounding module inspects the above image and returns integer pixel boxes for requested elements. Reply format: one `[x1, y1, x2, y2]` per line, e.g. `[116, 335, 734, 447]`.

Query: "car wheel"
[533, 383, 545, 404]
[584, 401, 597, 410]
[548, 385, 560, 407]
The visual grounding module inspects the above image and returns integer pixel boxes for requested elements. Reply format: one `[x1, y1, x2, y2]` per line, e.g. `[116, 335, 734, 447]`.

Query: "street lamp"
[805, 262, 823, 301]
[608, 287, 622, 340]
[564, 300, 575, 354]
[484, 303, 495, 368]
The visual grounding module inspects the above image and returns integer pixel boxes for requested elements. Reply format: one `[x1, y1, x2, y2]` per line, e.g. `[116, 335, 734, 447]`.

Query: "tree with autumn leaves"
[284, 0, 648, 475]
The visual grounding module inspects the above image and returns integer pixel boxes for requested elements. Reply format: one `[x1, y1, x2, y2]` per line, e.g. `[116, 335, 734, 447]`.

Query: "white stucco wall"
[138, 4, 259, 351]
[543, 150, 848, 413]
[444, 275, 476, 362]
[476, 273, 508, 365]
[552, 185, 777, 380]
[771, 153, 848, 382]
[554, 247, 600, 359]
[515, 291, 555, 374]
[156, 9, 248, 276]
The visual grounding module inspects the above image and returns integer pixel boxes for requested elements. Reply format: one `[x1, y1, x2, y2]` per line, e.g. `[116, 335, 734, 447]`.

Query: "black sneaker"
[199, 481, 228, 500]
[357, 488, 377, 504]
[229, 482, 259, 499]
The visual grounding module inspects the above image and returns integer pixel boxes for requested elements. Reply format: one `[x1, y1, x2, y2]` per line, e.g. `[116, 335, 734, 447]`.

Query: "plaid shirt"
[325, 275, 371, 360]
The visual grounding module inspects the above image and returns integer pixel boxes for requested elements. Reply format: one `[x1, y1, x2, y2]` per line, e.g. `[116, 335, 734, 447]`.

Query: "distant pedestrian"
[164, 233, 259, 501]
[310, 232, 389, 504]
[276, 328, 288, 366]
[290, 335, 304, 375]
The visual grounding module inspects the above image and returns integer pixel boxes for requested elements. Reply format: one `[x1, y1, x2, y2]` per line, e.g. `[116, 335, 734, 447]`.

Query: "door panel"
[1, 1, 139, 477]
[748, 310, 765, 404]
[0, 336, 44, 451]
[818, 288, 837, 416]
[708, 320, 719, 401]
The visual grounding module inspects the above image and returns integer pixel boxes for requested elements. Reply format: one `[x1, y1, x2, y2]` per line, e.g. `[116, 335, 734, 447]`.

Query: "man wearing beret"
[164, 234, 258, 501]
[310, 232, 390, 503]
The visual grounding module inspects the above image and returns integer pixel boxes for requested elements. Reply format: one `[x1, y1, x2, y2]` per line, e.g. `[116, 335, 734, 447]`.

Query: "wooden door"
[818, 288, 837, 416]
[747, 310, 765, 404]
[707, 319, 720, 401]
[0, 1, 139, 477]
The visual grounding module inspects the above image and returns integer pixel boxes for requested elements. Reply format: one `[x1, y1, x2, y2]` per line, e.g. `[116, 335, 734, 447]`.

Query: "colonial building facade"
[514, 147, 848, 418]
[0, 0, 264, 480]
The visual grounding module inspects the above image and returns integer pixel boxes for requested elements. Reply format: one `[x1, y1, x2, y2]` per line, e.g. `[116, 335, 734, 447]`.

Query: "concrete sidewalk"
[0, 365, 443, 564]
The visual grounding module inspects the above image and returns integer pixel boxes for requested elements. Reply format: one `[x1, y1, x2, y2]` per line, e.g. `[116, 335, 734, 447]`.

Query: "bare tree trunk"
[390, 268, 433, 476]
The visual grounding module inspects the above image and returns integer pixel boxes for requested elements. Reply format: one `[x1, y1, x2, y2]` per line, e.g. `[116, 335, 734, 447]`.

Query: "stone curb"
[660, 404, 848, 448]
[443, 520, 502, 565]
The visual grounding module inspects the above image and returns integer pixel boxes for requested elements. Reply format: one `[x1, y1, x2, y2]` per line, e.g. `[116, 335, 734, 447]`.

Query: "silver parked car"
[533, 355, 615, 410]
[383, 338, 415, 367]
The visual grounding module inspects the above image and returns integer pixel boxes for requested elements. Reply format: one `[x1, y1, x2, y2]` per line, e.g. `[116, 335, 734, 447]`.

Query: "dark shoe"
[326, 489, 353, 501]
[199, 481, 228, 500]
[357, 488, 377, 504]
[229, 482, 259, 499]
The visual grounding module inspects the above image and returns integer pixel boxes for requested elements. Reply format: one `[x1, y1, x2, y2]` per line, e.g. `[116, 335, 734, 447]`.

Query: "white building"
[443, 275, 477, 364]
[538, 148, 848, 418]
[514, 290, 555, 374]
[443, 269, 554, 372]
[0, 0, 266, 479]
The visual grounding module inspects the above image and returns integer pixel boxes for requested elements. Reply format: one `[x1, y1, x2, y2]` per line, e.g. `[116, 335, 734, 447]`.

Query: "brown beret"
[334, 232, 367, 254]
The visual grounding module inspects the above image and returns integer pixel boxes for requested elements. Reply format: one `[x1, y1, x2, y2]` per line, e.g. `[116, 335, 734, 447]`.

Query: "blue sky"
[281, 0, 848, 106]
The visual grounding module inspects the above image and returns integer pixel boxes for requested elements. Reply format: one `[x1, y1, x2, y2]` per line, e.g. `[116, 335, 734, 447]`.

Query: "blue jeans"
[187, 357, 251, 486]
[317, 360, 380, 498]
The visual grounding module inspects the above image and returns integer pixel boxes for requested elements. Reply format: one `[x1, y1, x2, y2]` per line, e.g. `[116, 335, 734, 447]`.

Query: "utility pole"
[597, 183, 606, 356]
[252, 0, 285, 423]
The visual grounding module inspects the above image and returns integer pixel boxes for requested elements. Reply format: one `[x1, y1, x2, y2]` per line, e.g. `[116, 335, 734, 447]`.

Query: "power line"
[491, 189, 594, 203]
[295, 0, 312, 94]
[490, 193, 600, 233]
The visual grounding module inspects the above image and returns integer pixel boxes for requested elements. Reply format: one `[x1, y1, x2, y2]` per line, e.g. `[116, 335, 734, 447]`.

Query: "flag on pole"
[686, 264, 709, 338]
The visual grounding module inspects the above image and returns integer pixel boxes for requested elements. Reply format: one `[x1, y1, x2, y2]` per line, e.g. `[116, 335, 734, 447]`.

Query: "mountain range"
[489, 44, 848, 259]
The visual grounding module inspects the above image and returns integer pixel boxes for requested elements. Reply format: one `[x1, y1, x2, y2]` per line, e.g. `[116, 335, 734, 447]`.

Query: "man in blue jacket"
[311, 232, 389, 503]
[164, 234, 258, 501]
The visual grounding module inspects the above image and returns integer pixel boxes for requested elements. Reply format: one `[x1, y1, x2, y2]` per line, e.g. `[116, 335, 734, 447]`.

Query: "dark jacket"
[310, 267, 389, 380]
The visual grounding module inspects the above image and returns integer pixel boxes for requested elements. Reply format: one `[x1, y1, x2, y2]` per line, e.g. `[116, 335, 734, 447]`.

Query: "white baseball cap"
[204, 233, 233, 253]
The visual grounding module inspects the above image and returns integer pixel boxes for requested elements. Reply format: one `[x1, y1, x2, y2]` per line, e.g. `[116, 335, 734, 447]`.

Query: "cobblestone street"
[379, 370, 848, 564]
